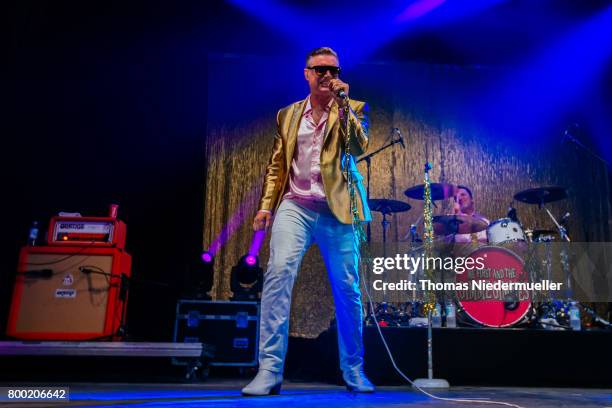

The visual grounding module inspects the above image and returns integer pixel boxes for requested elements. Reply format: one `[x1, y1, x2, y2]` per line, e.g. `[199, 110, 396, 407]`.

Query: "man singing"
[242, 47, 374, 396]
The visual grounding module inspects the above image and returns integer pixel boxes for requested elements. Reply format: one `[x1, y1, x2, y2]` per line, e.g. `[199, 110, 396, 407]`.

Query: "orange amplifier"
[6, 245, 131, 340]
[47, 216, 127, 249]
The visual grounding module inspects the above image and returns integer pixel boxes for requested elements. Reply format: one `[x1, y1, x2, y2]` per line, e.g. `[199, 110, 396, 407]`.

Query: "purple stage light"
[245, 255, 257, 266]
[201, 252, 213, 263]
[248, 229, 266, 258]
[208, 187, 260, 256]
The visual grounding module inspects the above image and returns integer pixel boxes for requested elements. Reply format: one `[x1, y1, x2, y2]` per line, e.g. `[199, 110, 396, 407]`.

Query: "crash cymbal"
[368, 199, 411, 214]
[514, 186, 567, 205]
[432, 214, 488, 235]
[404, 183, 457, 201]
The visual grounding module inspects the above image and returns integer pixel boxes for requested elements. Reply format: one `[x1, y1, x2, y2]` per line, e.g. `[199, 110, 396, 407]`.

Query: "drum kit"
[366, 183, 574, 329]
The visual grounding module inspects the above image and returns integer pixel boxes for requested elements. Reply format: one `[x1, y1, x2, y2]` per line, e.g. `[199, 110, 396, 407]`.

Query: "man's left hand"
[329, 78, 349, 106]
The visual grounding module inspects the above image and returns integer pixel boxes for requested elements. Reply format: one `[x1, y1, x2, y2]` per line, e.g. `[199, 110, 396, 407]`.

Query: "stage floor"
[2, 381, 610, 407]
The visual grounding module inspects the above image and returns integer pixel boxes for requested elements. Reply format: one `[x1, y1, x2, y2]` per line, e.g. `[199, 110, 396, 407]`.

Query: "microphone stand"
[357, 134, 404, 242]
[561, 126, 610, 317]
[413, 161, 449, 390]
[536, 199, 571, 243]
[563, 130, 610, 166]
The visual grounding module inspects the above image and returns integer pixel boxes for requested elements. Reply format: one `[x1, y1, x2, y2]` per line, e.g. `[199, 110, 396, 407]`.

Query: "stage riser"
[0, 328, 609, 387]
[285, 327, 612, 388]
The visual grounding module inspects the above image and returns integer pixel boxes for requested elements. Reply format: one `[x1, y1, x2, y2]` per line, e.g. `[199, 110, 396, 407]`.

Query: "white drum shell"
[486, 218, 525, 244]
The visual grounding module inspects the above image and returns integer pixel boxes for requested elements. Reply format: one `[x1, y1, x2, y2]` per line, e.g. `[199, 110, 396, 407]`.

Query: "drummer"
[451, 185, 489, 244]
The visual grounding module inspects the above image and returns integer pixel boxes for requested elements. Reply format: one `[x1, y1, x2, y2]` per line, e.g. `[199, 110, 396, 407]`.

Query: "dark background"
[2, 0, 209, 340]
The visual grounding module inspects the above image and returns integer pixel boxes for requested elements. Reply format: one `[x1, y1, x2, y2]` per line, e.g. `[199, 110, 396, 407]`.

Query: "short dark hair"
[306, 47, 339, 66]
[457, 185, 473, 199]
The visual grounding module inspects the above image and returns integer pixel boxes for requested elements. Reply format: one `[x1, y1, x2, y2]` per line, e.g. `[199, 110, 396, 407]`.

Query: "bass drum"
[455, 246, 531, 327]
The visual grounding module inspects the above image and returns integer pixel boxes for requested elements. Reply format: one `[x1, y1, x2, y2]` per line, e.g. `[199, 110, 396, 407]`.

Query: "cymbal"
[368, 199, 411, 214]
[514, 186, 567, 205]
[432, 214, 488, 235]
[404, 183, 457, 201]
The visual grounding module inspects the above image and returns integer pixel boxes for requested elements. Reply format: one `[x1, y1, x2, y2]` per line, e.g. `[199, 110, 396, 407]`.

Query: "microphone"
[394, 128, 405, 149]
[329, 81, 347, 99]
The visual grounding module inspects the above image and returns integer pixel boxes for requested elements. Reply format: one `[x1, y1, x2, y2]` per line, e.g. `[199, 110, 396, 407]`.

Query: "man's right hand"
[253, 211, 272, 231]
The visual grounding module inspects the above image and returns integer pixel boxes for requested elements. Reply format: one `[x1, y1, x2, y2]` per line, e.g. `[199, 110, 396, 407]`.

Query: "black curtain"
[1, 0, 209, 341]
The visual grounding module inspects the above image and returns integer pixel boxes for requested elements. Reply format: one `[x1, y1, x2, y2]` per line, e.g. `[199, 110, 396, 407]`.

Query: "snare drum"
[487, 218, 525, 244]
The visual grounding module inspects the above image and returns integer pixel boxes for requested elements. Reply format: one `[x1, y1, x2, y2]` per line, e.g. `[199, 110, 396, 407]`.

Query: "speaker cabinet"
[6, 246, 131, 340]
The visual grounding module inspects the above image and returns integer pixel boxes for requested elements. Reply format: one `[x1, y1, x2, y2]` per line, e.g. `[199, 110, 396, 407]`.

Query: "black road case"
[174, 300, 259, 367]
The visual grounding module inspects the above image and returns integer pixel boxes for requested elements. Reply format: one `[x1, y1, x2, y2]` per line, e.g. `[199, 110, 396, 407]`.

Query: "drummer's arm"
[478, 216, 490, 243]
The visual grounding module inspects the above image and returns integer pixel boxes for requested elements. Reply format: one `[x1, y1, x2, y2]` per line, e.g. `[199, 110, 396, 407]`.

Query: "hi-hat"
[514, 186, 567, 205]
[404, 183, 457, 201]
[432, 214, 488, 235]
[368, 199, 411, 215]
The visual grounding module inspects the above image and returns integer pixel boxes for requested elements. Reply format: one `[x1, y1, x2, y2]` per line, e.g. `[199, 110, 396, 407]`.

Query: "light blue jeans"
[258, 198, 364, 375]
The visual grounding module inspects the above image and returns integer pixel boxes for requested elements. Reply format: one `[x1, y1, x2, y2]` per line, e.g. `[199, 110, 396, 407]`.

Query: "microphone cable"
[343, 104, 524, 407]
[358, 259, 526, 408]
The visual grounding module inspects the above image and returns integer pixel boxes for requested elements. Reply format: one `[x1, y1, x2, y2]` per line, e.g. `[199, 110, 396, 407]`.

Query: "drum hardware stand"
[381, 210, 392, 307]
[539, 200, 575, 326]
[531, 238, 577, 329]
[559, 244, 573, 300]
[530, 237, 561, 328]
[357, 128, 405, 243]
[543, 240, 553, 297]
[367, 201, 411, 325]
[524, 233, 539, 319]
[541, 205, 571, 242]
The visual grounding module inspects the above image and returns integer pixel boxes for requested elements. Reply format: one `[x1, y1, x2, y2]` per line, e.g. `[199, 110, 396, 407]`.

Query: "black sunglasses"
[307, 65, 341, 77]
